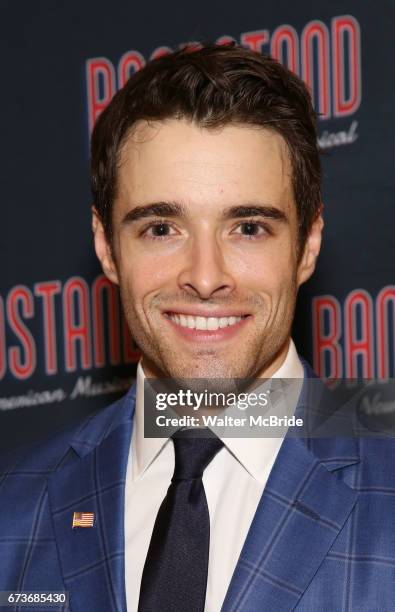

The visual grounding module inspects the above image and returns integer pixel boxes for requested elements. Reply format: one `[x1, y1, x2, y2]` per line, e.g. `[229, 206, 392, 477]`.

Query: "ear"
[296, 208, 324, 287]
[92, 208, 119, 285]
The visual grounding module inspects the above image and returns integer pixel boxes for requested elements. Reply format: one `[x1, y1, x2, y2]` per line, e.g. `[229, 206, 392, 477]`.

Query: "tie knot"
[171, 429, 224, 481]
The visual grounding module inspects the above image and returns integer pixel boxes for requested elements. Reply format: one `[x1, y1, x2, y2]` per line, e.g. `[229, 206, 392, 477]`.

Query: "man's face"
[94, 119, 322, 379]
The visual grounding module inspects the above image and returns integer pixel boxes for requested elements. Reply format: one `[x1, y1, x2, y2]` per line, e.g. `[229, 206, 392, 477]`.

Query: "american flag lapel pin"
[72, 512, 95, 528]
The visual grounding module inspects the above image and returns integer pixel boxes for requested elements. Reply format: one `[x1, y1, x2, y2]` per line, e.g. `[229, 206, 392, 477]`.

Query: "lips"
[166, 312, 248, 330]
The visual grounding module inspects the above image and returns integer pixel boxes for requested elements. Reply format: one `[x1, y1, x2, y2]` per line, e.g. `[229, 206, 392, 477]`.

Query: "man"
[1, 44, 394, 612]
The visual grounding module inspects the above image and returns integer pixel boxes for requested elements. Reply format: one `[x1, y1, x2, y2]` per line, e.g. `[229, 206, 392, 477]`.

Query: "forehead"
[116, 118, 294, 216]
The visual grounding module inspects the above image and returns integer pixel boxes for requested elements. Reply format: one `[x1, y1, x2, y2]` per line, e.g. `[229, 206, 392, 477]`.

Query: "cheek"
[118, 242, 176, 301]
[228, 242, 294, 292]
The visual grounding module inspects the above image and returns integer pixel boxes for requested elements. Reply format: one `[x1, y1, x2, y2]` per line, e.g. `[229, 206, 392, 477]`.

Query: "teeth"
[207, 317, 219, 331]
[196, 316, 207, 330]
[168, 313, 244, 330]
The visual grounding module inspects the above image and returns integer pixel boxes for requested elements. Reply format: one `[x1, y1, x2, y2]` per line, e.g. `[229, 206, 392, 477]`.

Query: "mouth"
[162, 311, 252, 341]
[165, 312, 249, 330]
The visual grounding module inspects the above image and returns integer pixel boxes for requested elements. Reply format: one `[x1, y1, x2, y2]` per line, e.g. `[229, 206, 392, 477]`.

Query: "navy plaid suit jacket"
[1, 362, 395, 611]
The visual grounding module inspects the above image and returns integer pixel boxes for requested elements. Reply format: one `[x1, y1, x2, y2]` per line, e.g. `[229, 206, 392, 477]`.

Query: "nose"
[177, 233, 236, 299]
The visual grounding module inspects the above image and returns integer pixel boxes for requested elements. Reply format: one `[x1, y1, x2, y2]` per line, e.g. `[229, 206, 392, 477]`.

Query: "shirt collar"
[132, 339, 304, 483]
[131, 360, 167, 480]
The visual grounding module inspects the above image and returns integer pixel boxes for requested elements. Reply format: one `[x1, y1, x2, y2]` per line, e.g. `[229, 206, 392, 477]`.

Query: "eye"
[232, 221, 269, 239]
[141, 222, 177, 240]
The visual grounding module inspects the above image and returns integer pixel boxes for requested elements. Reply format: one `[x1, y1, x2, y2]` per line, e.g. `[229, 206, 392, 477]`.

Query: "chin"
[166, 360, 245, 381]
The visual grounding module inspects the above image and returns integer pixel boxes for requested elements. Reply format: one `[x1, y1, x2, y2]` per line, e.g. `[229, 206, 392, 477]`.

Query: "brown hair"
[91, 43, 321, 254]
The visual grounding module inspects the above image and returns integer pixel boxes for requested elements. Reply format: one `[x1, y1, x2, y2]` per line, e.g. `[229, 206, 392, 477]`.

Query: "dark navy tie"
[137, 428, 224, 612]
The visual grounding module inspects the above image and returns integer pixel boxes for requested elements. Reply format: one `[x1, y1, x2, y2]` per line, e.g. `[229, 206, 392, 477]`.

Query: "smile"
[167, 313, 247, 330]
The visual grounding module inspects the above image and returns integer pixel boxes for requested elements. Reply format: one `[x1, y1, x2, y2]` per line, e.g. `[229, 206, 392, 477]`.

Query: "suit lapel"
[47, 386, 136, 612]
[222, 366, 360, 612]
[222, 436, 359, 612]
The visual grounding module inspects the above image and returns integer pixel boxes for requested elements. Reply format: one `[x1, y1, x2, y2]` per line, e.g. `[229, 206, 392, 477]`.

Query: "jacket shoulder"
[0, 389, 135, 475]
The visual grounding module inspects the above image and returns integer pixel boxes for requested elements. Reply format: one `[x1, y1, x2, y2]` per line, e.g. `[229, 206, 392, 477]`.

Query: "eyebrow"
[120, 201, 288, 225]
[222, 205, 288, 223]
[121, 202, 187, 224]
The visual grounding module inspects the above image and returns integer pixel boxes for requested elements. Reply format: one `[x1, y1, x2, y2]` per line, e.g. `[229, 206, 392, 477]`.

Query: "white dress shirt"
[124, 340, 304, 611]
